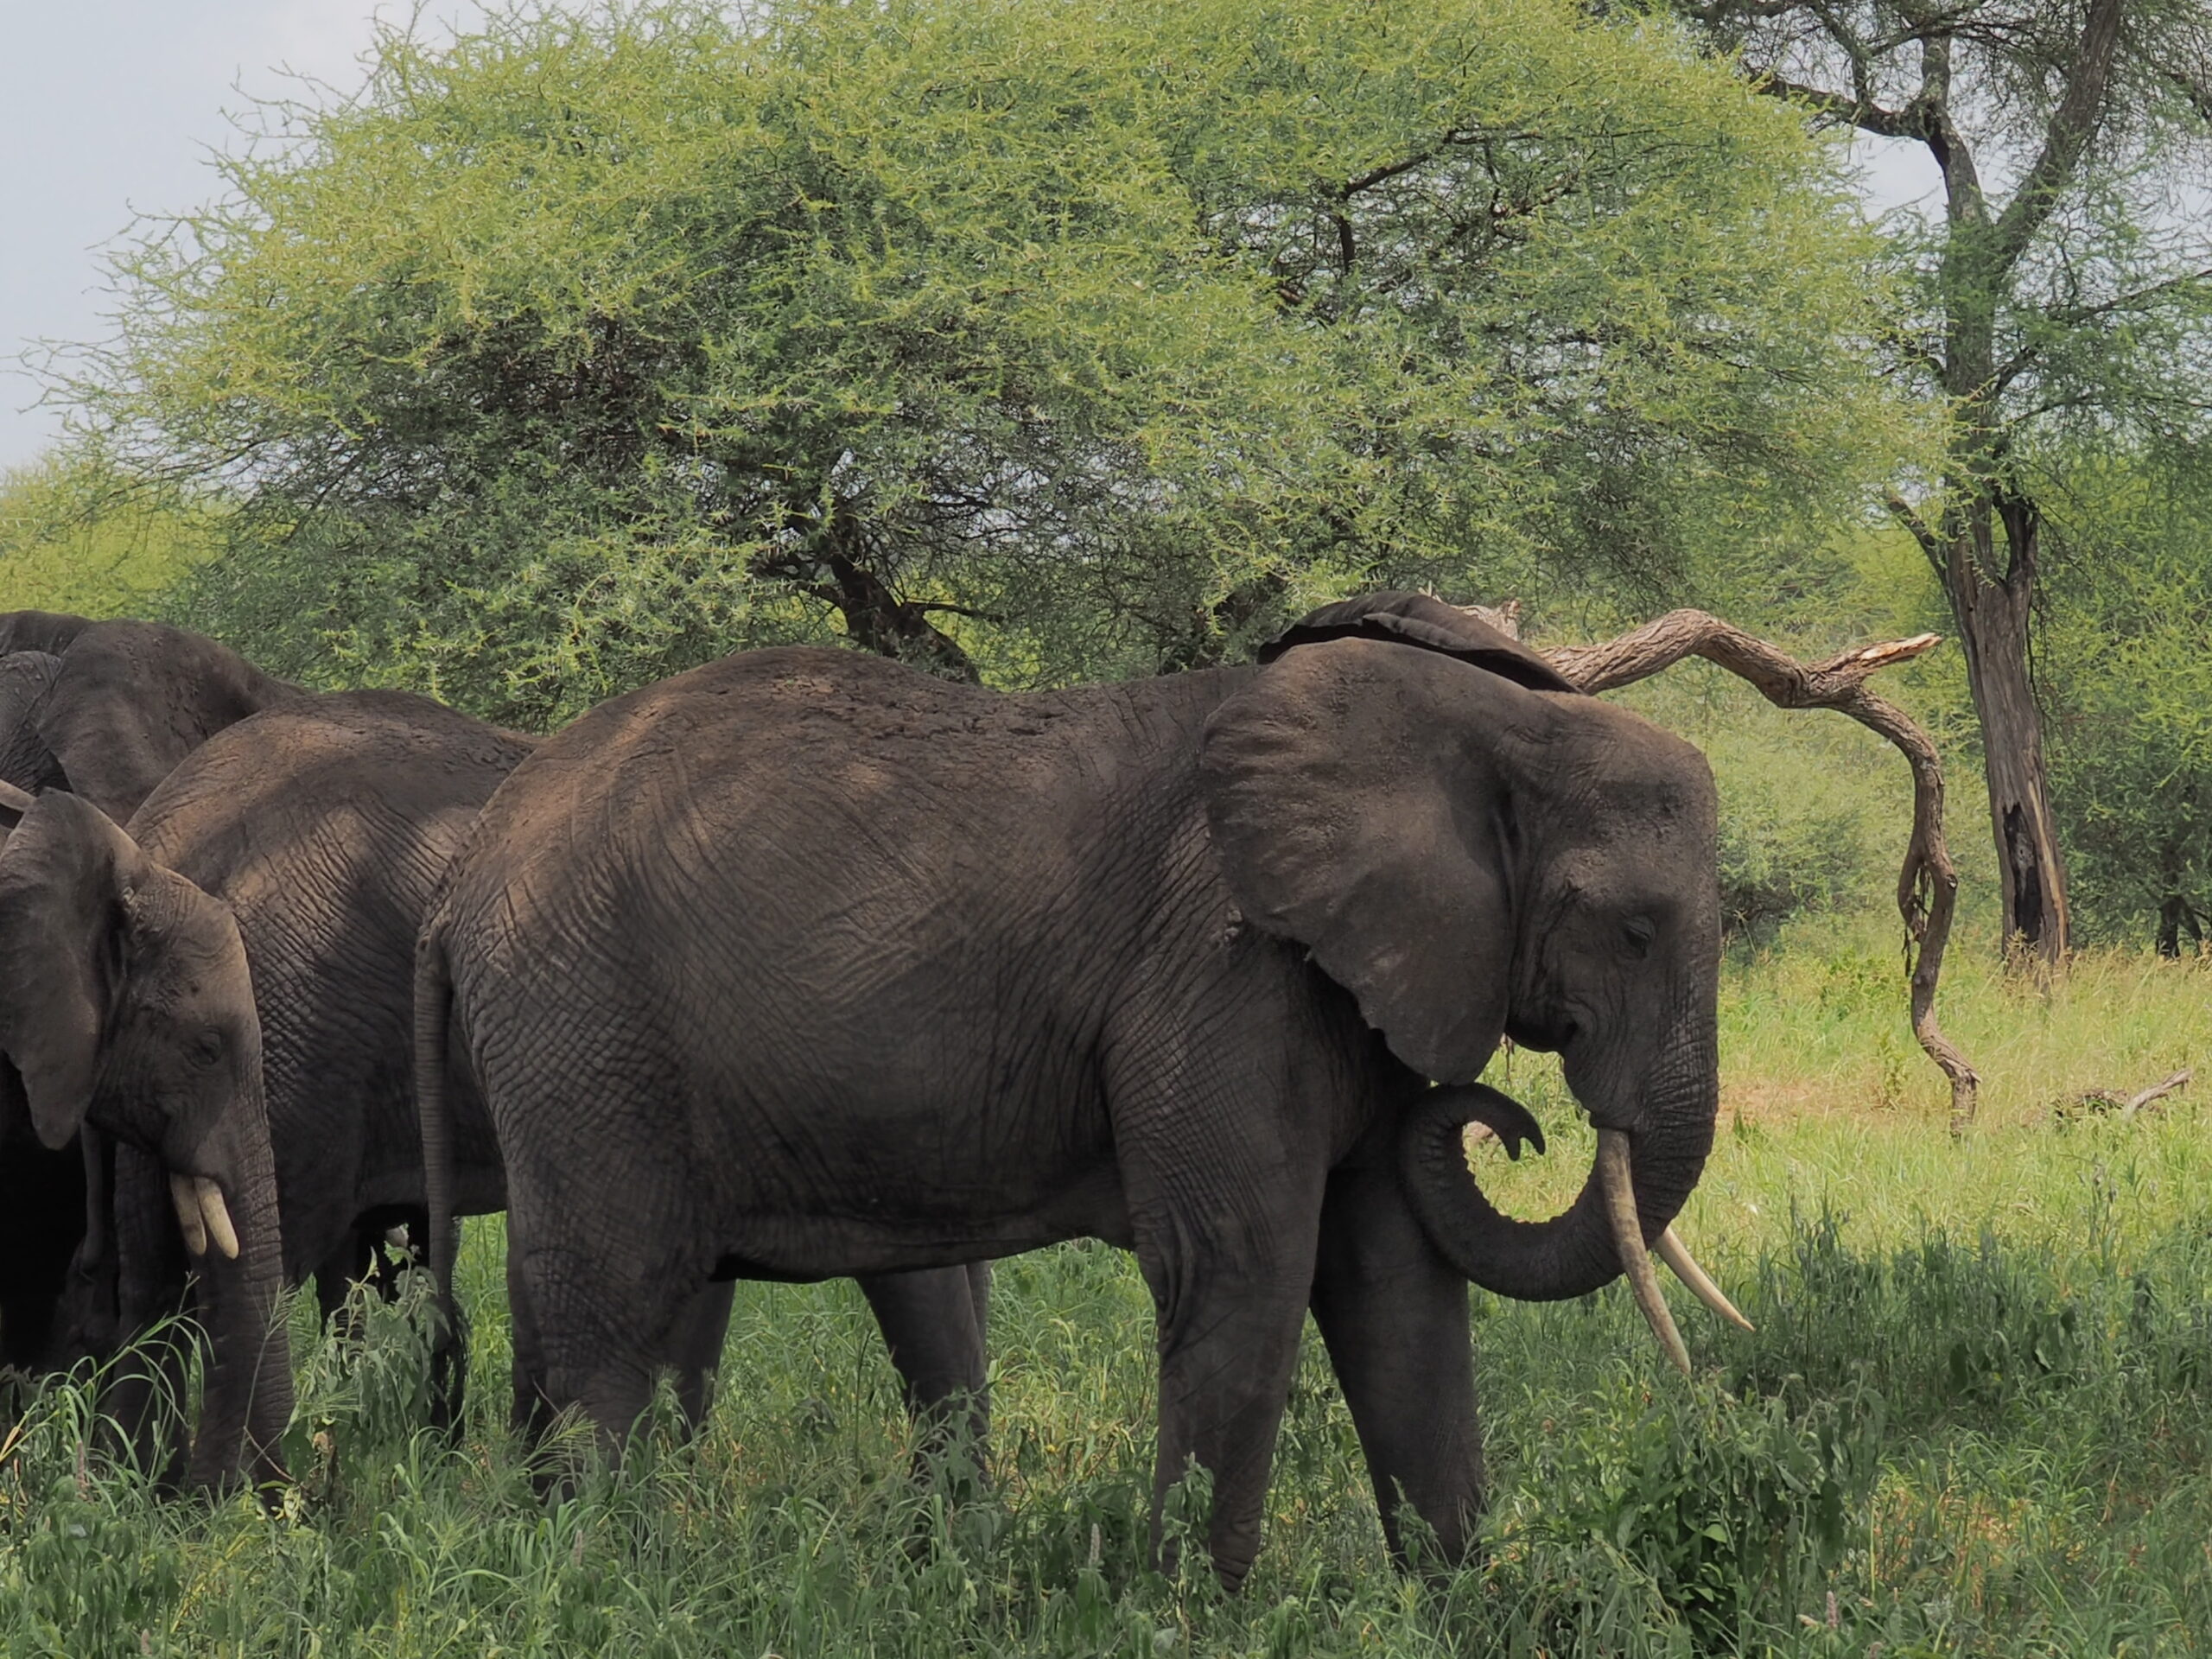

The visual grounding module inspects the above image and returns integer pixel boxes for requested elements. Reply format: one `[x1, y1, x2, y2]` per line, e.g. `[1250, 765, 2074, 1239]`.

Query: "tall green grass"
[3, 936, 2209, 1655]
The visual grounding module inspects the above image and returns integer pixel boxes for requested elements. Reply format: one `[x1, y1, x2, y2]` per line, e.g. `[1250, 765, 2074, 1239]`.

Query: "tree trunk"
[1940, 493, 2069, 964]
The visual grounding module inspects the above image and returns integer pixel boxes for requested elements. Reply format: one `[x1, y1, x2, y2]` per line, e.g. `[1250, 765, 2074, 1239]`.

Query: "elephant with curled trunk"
[416, 593, 1735, 1587]
[90, 691, 989, 1465]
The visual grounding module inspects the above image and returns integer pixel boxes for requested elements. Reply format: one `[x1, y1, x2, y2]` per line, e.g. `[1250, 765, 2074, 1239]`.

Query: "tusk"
[196, 1178, 241, 1262]
[1595, 1128, 1692, 1376]
[169, 1173, 209, 1257]
[1656, 1226, 1754, 1332]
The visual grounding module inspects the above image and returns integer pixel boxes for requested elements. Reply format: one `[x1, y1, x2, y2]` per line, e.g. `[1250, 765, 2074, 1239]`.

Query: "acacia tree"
[56, 0, 1916, 727]
[1682, 0, 2212, 963]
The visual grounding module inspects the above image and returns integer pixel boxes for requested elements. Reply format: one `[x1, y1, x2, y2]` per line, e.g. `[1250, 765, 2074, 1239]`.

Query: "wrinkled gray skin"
[114, 690, 990, 1457]
[0, 787, 292, 1491]
[0, 613, 299, 1486]
[0, 777, 92, 1382]
[0, 613, 305, 823]
[417, 594, 1724, 1587]
[0, 620, 986, 1480]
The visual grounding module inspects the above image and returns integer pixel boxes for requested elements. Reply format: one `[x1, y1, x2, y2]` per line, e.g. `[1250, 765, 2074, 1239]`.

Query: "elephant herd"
[0, 592, 1750, 1587]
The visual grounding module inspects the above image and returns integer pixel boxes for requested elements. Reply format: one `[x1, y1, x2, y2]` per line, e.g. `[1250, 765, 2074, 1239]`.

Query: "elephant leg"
[505, 1241, 556, 1447]
[965, 1260, 993, 1346]
[426, 1212, 469, 1436]
[664, 1278, 735, 1434]
[858, 1263, 992, 1479]
[313, 1229, 376, 1332]
[1140, 1245, 1315, 1590]
[1308, 1152, 1484, 1572]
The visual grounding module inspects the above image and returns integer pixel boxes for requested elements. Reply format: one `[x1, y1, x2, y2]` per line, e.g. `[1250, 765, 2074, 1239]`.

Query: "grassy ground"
[3, 929, 2209, 1656]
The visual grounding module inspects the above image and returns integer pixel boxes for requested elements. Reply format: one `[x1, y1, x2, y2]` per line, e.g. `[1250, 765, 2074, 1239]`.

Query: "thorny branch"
[1494, 606, 1982, 1134]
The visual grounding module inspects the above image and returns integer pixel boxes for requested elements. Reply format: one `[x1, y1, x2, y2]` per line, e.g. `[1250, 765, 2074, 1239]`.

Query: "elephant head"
[0, 788, 290, 1488]
[1202, 594, 1725, 1365]
[6, 620, 304, 824]
[0, 610, 92, 659]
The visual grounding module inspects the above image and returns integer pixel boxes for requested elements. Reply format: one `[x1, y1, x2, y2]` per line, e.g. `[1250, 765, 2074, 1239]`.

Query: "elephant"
[0, 610, 92, 659]
[0, 615, 300, 1477]
[0, 616, 304, 823]
[0, 781, 92, 1385]
[0, 783, 292, 1491]
[414, 591, 1741, 1586]
[92, 690, 989, 1465]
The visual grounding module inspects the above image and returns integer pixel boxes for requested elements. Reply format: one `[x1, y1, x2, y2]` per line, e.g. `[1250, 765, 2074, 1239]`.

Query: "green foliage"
[63, 0, 1918, 725]
[0, 454, 213, 618]
[2037, 448, 2212, 946]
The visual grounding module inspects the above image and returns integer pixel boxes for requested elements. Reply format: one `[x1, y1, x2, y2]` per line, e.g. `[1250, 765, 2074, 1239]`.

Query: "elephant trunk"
[181, 1105, 292, 1493]
[1397, 1020, 1717, 1311]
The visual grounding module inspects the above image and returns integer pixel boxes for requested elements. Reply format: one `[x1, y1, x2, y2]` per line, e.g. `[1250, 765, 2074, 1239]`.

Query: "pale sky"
[0, 1, 1943, 474]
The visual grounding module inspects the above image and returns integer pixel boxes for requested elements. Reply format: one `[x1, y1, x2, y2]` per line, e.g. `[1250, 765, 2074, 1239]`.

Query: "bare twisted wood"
[1529, 609, 1981, 1134]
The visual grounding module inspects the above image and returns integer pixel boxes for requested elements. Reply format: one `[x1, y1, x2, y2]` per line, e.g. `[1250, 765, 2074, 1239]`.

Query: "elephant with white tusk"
[0, 785, 291, 1491]
[416, 591, 1733, 1589]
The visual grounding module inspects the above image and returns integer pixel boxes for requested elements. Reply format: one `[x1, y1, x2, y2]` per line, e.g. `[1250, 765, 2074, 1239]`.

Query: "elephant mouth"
[1400, 1081, 1746, 1370]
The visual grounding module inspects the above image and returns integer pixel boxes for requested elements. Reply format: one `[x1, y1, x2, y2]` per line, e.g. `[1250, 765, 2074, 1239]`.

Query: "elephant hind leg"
[1309, 1152, 1484, 1573]
[509, 1235, 669, 1464]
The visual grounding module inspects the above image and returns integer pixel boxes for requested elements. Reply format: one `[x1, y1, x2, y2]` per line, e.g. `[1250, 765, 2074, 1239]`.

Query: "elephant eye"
[1622, 916, 1656, 958]
[188, 1030, 225, 1069]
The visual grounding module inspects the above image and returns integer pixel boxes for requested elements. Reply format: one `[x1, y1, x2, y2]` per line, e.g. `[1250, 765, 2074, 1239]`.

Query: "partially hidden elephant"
[0, 613, 301, 1482]
[104, 690, 989, 1461]
[415, 592, 1739, 1586]
[0, 614, 304, 822]
[0, 782, 291, 1489]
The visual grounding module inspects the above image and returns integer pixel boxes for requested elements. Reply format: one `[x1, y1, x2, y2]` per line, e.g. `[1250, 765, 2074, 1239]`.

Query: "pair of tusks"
[1593, 1128, 1752, 1374]
[1465, 1118, 1752, 1371]
[168, 1173, 242, 1261]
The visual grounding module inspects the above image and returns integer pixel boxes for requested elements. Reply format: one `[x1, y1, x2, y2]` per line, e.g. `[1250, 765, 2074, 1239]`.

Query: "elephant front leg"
[1308, 1154, 1484, 1572]
[1130, 1189, 1320, 1592]
[664, 1278, 735, 1433]
[858, 1262, 993, 1486]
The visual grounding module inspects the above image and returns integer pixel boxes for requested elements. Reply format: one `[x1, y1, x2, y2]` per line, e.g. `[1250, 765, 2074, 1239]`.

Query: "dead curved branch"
[1525, 608, 1981, 1135]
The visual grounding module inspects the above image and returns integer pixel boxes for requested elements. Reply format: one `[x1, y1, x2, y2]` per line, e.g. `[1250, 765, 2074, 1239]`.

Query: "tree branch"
[1535, 609, 1981, 1134]
[1884, 489, 1947, 577]
[2171, 68, 2212, 130]
[1747, 69, 1921, 139]
[1989, 0, 2127, 273]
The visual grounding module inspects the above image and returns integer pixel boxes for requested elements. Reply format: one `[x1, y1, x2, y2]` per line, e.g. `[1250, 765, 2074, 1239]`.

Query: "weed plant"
[2, 933, 2209, 1655]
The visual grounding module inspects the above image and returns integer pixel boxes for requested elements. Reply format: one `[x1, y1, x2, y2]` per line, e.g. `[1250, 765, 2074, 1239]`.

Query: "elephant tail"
[412, 915, 464, 1432]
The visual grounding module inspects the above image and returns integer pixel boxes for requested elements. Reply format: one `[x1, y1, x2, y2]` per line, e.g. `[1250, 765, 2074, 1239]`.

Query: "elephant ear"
[0, 791, 151, 1148]
[0, 652, 67, 796]
[1255, 592, 1580, 694]
[39, 622, 303, 823]
[1202, 635, 1553, 1084]
[0, 611, 92, 658]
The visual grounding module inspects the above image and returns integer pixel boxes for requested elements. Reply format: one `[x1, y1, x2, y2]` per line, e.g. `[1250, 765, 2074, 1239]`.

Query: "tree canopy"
[60, 0, 1919, 726]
